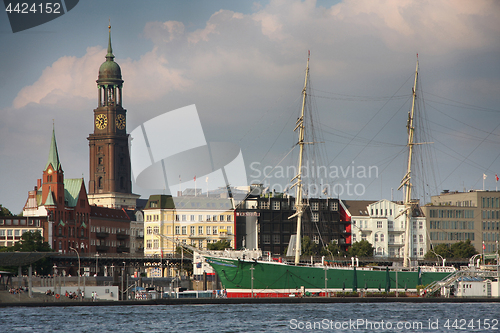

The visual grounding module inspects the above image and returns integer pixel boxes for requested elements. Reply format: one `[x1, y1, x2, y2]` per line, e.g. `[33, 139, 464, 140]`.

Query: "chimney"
[37, 178, 42, 189]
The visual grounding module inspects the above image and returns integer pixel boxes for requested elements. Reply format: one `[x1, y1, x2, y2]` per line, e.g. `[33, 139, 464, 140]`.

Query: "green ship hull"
[206, 257, 453, 297]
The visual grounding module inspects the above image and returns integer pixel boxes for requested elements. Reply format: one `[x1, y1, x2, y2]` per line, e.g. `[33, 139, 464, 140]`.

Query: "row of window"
[146, 214, 233, 222]
[482, 210, 500, 220]
[56, 226, 86, 238]
[90, 239, 129, 247]
[259, 201, 339, 211]
[353, 220, 407, 230]
[90, 226, 129, 234]
[429, 232, 475, 241]
[483, 221, 500, 231]
[428, 209, 475, 219]
[175, 225, 232, 236]
[429, 221, 475, 230]
[262, 234, 282, 244]
[370, 208, 393, 216]
[482, 197, 500, 209]
[145, 238, 230, 249]
[0, 219, 41, 226]
[176, 214, 232, 222]
[483, 232, 499, 242]
[0, 229, 40, 237]
[310, 202, 339, 211]
[484, 243, 498, 253]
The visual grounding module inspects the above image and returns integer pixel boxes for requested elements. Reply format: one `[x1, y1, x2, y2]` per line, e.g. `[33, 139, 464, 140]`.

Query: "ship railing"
[424, 268, 498, 297]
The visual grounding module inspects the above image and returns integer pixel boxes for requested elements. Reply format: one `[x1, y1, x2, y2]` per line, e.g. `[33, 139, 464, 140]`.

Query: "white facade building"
[347, 199, 427, 259]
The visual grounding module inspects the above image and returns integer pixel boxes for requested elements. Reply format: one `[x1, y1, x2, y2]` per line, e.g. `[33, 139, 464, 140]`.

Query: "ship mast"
[401, 58, 419, 267]
[290, 51, 310, 265]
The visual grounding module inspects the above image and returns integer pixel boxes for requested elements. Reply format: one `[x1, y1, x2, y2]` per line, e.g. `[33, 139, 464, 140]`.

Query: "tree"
[425, 243, 453, 259]
[301, 236, 321, 256]
[320, 242, 344, 257]
[450, 240, 477, 258]
[348, 240, 374, 257]
[2, 231, 53, 275]
[12, 231, 52, 252]
[425, 240, 477, 259]
[0, 205, 13, 217]
[207, 240, 232, 250]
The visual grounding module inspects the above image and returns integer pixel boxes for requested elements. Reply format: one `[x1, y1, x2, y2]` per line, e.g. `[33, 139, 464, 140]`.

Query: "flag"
[194, 176, 196, 182]
[483, 241, 485, 250]
[483, 174, 487, 180]
[496, 174, 499, 182]
[206, 177, 208, 182]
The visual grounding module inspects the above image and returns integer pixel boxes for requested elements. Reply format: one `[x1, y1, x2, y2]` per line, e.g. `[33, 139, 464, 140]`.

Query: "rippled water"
[1, 303, 499, 332]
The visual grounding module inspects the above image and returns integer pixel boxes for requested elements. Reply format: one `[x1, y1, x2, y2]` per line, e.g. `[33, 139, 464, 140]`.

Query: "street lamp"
[95, 253, 99, 276]
[122, 261, 126, 301]
[69, 246, 81, 301]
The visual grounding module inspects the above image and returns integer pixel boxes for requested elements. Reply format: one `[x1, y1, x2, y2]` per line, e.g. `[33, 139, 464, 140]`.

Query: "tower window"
[98, 177, 103, 189]
[98, 157, 103, 165]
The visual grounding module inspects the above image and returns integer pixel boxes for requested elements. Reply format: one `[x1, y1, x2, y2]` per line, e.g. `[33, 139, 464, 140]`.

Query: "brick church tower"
[87, 25, 139, 209]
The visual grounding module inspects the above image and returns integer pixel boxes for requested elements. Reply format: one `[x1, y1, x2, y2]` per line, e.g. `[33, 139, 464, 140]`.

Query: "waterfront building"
[143, 194, 236, 258]
[22, 128, 91, 254]
[345, 199, 427, 259]
[235, 191, 348, 256]
[422, 189, 500, 254]
[0, 216, 46, 247]
[89, 206, 131, 254]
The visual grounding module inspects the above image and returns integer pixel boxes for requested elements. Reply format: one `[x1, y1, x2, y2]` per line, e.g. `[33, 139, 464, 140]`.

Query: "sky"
[1, 0, 499, 214]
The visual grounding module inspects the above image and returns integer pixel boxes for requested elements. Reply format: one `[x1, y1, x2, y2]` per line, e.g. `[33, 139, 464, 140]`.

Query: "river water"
[1, 302, 499, 332]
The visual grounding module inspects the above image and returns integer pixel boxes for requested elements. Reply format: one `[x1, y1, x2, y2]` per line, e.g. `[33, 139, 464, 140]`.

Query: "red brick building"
[89, 206, 131, 253]
[23, 127, 91, 254]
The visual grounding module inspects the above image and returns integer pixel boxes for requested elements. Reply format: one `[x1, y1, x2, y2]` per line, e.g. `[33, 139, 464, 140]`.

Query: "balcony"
[116, 232, 129, 240]
[96, 245, 109, 252]
[96, 231, 109, 238]
[117, 246, 129, 253]
[188, 234, 206, 239]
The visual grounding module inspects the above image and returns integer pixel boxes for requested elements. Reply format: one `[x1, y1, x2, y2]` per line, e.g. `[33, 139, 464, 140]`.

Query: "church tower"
[87, 25, 139, 209]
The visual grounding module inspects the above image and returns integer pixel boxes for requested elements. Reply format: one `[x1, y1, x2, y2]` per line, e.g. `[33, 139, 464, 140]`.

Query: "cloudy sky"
[1, 0, 499, 214]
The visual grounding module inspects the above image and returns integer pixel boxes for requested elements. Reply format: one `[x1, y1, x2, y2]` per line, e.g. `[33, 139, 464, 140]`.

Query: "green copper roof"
[64, 178, 84, 207]
[106, 26, 114, 61]
[98, 25, 122, 81]
[45, 126, 61, 172]
[44, 188, 56, 206]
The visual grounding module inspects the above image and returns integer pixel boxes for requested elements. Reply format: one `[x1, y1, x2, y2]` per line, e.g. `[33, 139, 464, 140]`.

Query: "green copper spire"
[106, 23, 114, 61]
[45, 124, 61, 171]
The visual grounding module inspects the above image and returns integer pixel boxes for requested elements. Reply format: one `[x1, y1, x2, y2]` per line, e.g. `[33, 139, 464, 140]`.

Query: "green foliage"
[207, 240, 232, 250]
[301, 236, 320, 255]
[348, 240, 374, 257]
[425, 240, 477, 259]
[1, 231, 53, 275]
[320, 242, 344, 257]
[12, 231, 52, 252]
[450, 239, 477, 258]
[0, 205, 13, 217]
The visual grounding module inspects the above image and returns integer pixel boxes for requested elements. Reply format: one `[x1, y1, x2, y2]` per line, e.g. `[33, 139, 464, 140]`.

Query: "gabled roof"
[341, 200, 376, 217]
[45, 126, 61, 172]
[90, 205, 130, 220]
[64, 178, 84, 207]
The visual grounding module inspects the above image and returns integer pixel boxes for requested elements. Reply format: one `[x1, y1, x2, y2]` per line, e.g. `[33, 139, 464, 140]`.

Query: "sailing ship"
[201, 54, 456, 297]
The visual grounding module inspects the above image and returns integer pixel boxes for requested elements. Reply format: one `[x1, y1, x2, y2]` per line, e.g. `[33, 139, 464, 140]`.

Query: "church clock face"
[95, 114, 107, 130]
[115, 114, 126, 130]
